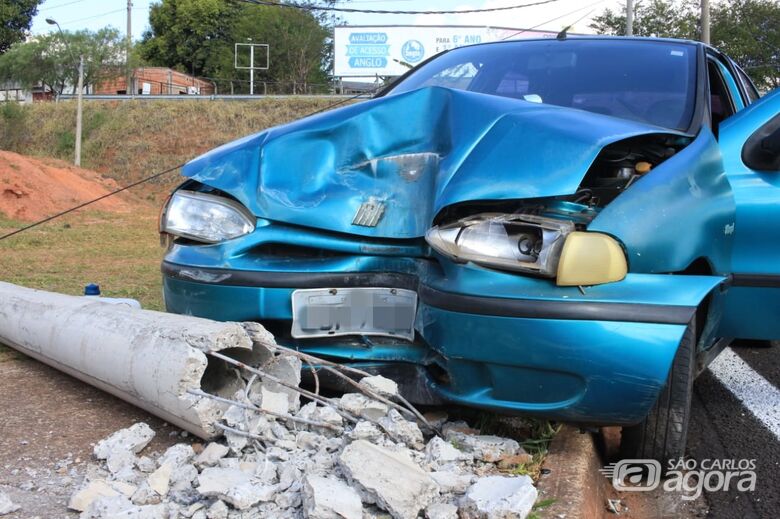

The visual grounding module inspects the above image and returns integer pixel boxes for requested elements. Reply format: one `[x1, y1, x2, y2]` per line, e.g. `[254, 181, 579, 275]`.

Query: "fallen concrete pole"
[0, 282, 276, 439]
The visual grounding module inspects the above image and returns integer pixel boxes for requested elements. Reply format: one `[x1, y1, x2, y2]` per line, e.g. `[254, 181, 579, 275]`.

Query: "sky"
[31, 0, 626, 39]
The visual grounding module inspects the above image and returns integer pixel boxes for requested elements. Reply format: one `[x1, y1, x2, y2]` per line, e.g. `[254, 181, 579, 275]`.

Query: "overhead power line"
[39, 0, 89, 12]
[237, 0, 562, 15]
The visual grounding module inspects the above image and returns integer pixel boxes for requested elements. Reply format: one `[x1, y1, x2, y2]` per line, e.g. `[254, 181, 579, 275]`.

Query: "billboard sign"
[334, 25, 557, 77]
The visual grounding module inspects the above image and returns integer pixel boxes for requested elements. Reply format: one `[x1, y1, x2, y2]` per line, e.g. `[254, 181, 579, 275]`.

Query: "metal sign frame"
[234, 43, 270, 71]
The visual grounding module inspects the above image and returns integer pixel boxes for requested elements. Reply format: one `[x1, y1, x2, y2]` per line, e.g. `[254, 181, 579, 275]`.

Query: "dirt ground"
[0, 348, 193, 518]
[0, 151, 133, 222]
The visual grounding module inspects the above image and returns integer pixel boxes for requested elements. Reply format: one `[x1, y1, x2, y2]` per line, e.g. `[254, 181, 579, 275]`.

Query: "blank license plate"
[291, 288, 417, 341]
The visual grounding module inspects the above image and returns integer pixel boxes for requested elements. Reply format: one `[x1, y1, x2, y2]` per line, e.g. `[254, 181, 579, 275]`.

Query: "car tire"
[619, 318, 696, 467]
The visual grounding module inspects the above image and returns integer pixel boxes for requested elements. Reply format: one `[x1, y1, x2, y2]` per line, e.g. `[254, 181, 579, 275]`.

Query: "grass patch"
[0, 206, 165, 310]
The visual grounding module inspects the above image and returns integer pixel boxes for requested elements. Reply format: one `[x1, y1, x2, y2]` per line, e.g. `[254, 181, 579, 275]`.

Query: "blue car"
[160, 37, 780, 463]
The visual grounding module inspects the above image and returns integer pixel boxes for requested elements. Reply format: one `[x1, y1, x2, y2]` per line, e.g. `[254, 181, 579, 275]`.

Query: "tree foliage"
[139, 0, 333, 93]
[0, 0, 42, 54]
[0, 28, 126, 94]
[589, 0, 780, 89]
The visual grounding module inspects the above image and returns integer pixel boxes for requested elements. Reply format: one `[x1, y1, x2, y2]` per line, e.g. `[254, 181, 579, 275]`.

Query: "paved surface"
[687, 341, 780, 518]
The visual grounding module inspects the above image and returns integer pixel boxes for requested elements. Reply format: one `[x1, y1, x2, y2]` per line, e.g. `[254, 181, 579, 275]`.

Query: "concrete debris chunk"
[297, 402, 344, 428]
[260, 387, 290, 415]
[136, 456, 157, 473]
[461, 475, 538, 519]
[348, 421, 384, 442]
[196, 467, 276, 510]
[339, 393, 389, 421]
[430, 471, 473, 494]
[80, 495, 135, 518]
[194, 443, 230, 467]
[69, 479, 122, 512]
[158, 443, 195, 468]
[147, 462, 174, 496]
[0, 491, 20, 516]
[425, 502, 458, 519]
[378, 409, 424, 450]
[446, 433, 520, 463]
[206, 500, 228, 519]
[94, 423, 155, 460]
[106, 449, 137, 476]
[302, 475, 363, 519]
[358, 375, 398, 397]
[425, 437, 471, 464]
[339, 440, 439, 519]
[260, 354, 303, 412]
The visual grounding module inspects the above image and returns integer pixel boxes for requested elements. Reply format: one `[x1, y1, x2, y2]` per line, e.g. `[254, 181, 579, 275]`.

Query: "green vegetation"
[140, 0, 337, 93]
[0, 28, 126, 95]
[591, 0, 780, 89]
[0, 0, 42, 54]
[0, 209, 164, 310]
[0, 98, 353, 196]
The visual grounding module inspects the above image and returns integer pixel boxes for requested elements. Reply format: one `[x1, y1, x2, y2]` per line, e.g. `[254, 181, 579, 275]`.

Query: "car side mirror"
[742, 115, 780, 171]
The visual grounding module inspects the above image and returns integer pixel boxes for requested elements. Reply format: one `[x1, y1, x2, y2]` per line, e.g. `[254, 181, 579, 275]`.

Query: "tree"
[139, 0, 332, 93]
[0, 0, 42, 54]
[711, 0, 780, 89]
[140, 0, 241, 79]
[0, 28, 126, 95]
[589, 0, 699, 39]
[589, 0, 780, 90]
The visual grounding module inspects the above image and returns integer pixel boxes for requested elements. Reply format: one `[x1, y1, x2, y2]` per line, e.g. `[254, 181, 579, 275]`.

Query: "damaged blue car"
[160, 37, 780, 463]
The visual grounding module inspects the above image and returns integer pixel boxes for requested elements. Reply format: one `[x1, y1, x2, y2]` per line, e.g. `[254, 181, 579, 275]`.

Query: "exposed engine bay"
[435, 133, 691, 229]
[575, 133, 691, 207]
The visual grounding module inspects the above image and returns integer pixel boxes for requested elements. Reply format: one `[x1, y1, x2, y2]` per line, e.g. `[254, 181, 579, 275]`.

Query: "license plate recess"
[291, 287, 417, 341]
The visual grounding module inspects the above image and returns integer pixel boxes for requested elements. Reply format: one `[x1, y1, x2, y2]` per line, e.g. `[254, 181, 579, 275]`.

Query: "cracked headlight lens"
[161, 190, 255, 243]
[425, 213, 574, 277]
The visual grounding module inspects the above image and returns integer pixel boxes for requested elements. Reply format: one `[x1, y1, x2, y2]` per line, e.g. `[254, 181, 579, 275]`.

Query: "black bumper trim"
[163, 261, 695, 325]
[730, 274, 780, 288]
[162, 261, 419, 290]
[417, 285, 695, 325]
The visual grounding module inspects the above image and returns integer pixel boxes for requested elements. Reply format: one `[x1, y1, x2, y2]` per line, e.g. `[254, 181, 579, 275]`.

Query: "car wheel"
[620, 318, 696, 467]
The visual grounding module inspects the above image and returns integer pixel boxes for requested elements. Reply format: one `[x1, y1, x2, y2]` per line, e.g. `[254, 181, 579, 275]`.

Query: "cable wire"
[238, 0, 562, 15]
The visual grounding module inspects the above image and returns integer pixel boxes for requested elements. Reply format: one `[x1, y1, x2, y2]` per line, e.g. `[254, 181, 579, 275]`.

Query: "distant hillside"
[0, 98, 357, 199]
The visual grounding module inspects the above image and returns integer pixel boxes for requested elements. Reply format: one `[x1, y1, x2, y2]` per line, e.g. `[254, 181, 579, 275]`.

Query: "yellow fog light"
[556, 232, 627, 286]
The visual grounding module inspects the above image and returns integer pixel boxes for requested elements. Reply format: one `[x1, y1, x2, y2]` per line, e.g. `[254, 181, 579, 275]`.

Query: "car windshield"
[385, 39, 698, 131]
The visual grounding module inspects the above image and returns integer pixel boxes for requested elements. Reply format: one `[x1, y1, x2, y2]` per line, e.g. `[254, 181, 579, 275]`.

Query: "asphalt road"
[687, 341, 780, 518]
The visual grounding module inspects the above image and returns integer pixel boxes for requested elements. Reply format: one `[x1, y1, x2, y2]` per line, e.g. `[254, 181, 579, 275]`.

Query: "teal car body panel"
[162, 38, 780, 425]
[182, 86, 686, 239]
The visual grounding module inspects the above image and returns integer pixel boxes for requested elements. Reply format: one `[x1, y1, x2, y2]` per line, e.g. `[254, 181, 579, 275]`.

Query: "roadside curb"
[536, 425, 605, 518]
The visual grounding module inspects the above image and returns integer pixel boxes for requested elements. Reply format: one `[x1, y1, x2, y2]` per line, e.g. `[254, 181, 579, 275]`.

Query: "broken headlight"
[425, 214, 574, 277]
[161, 190, 255, 243]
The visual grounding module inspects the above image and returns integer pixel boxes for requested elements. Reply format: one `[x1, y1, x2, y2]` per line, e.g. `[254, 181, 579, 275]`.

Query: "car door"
[717, 88, 780, 340]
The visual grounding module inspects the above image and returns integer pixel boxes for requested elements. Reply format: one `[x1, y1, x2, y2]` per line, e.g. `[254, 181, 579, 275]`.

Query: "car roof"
[462, 35, 708, 50]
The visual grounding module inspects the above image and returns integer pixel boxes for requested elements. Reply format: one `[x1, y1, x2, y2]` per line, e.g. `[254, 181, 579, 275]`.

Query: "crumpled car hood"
[183, 86, 683, 238]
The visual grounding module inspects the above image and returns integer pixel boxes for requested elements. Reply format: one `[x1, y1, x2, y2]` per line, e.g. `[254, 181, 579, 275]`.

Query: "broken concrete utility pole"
[0, 282, 277, 439]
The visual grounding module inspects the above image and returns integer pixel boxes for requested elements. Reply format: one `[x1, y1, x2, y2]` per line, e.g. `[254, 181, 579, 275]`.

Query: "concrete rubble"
[66, 395, 539, 519]
[0, 491, 20, 516]
[0, 283, 540, 518]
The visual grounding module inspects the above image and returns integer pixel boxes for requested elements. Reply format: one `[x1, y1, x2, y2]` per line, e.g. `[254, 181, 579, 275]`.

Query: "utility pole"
[126, 0, 133, 95]
[626, 0, 634, 36]
[46, 18, 83, 167]
[701, 0, 710, 44]
[75, 55, 84, 166]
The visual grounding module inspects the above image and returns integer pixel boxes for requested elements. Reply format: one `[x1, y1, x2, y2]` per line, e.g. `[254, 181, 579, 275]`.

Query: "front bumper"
[162, 241, 723, 425]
